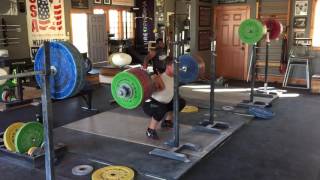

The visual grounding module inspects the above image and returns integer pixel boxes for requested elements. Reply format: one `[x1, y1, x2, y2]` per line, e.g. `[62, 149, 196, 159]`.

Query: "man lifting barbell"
[143, 59, 186, 140]
[143, 38, 167, 74]
[111, 53, 205, 139]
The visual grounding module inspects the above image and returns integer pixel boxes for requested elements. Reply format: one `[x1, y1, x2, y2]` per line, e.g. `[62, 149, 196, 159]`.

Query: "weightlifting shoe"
[161, 120, 174, 129]
[146, 128, 159, 140]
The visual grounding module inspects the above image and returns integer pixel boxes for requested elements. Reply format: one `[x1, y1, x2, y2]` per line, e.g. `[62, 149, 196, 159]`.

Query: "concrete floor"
[0, 83, 319, 180]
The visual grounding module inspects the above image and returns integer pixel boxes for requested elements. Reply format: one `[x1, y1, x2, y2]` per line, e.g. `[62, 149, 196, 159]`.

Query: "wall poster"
[293, 17, 307, 28]
[295, 0, 308, 16]
[199, 6, 211, 27]
[26, 0, 67, 59]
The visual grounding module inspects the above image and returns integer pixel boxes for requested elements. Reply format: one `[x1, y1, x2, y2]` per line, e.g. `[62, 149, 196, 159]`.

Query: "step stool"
[282, 56, 313, 89]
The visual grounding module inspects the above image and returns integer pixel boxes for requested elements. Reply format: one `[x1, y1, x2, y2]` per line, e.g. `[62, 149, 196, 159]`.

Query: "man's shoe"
[146, 128, 159, 140]
[161, 120, 173, 128]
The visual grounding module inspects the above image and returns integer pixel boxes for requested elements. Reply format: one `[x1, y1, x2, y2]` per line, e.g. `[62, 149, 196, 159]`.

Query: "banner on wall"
[26, 0, 67, 59]
[135, 0, 154, 52]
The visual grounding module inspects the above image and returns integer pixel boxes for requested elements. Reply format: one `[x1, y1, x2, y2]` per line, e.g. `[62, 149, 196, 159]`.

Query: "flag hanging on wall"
[135, 0, 154, 53]
[26, 0, 67, 59]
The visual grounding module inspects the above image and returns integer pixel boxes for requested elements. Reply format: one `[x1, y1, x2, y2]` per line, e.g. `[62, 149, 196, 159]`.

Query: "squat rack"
[0, 42, 55, 180]
[149, 14, 230, 161]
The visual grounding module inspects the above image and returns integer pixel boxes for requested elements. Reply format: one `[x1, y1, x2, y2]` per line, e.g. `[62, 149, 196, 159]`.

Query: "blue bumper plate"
[179, 55, 199, 84]
[34, 42, 84, 99]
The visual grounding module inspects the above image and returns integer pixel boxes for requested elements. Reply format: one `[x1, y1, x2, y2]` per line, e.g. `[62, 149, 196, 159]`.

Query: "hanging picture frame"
[199, 6, 211, 27]
[103, 0, 111, 5]
[295, 0, 308, 16]
[293, 17, 307, 28]
[94, 0, 102, 4]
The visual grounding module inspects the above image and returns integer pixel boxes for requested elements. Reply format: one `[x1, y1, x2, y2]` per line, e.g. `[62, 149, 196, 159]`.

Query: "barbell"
[238, 18, 283, 44]
[0, 41, 86, 100]
[111, 54, 205, 109]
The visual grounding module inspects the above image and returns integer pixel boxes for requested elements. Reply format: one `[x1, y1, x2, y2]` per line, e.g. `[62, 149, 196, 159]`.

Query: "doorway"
[214, 5, 250, 80]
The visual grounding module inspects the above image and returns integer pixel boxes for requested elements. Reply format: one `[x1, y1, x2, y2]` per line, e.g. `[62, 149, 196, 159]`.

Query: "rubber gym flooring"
[0, 83, 320, 180]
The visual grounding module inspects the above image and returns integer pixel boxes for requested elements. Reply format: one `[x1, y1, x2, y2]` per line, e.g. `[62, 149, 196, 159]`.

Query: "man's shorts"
[142, 97, 186, 121]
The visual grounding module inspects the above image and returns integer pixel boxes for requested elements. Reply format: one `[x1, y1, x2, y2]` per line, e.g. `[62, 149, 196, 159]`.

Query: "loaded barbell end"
[50, 66, 57, 76]
[117, 84, 132, 98]
[180, 66, 188, 73]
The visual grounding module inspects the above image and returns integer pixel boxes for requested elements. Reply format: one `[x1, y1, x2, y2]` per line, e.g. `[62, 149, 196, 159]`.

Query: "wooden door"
[214, 5, 250, 80]
[88, 14, 107, 65]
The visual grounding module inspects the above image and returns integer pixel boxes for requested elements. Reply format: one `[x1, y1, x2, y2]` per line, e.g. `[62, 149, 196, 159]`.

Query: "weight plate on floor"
[110, 52, 132, 67]
[111, 68, 152, 109]
[181, 105, 199, 113]
[0, 68, 8, 85]
[179, 55, 200, 84]
[239, 19, 265, 44]
[14, 122, 44, 153]
[34, 41, 85, 99]
[3, 122, 24, 152]
[222, 106, 235, 111]
[72, 165, 94, 176]
[248, 107, 275, 120]
[92, 166, 134, 180]
[27, 146, 44, 157]
[264, 19, 282, 40]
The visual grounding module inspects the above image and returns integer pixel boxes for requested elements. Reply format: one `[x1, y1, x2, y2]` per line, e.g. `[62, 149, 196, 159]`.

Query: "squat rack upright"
[0, 42, 55, 180]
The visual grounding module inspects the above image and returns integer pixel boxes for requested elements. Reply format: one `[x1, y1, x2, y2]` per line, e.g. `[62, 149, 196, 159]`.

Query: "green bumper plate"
[239, 19, 265, 44]
[111, 71, 144, 109]
[14, 122, 44, 153]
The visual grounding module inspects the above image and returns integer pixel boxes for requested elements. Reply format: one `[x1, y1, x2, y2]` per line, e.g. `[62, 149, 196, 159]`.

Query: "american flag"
[37, 0, 63, 31]
[37, 0, 50, 30]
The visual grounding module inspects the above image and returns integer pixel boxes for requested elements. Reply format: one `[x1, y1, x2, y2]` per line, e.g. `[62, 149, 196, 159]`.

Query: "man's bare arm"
[143, 50, 156, 69]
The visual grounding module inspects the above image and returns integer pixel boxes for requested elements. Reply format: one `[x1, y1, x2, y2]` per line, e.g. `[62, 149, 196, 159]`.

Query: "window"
[108, 9, 134, 40]
[312, 0, 320, 47]
[109, 9, 120, 39]
[71, 13, 88, 53]
[122, 11, 134, 39]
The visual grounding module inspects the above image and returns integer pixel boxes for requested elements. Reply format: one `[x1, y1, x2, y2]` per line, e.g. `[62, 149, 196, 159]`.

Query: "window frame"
[91, 6, 135, 41]
[122, 10, 134, 39]
[311, 0, 320, 50]
[109, 9, 122, 40]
